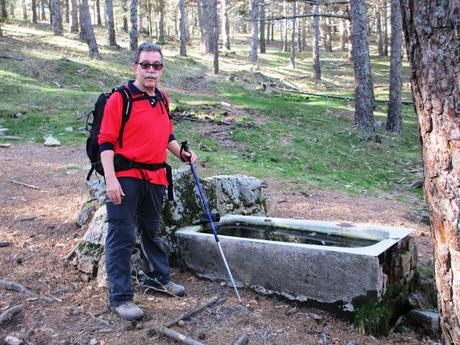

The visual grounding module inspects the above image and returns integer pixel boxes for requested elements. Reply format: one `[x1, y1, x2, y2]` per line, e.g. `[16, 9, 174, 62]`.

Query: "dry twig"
[11, 179, 40, 190]
[159, 327, 204, 345]
[164, 295, 222, 328]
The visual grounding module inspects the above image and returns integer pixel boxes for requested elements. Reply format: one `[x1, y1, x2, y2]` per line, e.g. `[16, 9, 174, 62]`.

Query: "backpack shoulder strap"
[155, 88, 171, 119]
[112, 86, 132, 148]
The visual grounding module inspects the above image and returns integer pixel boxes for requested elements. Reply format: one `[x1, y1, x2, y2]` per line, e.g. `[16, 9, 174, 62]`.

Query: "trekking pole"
[181, 141, 242, 303]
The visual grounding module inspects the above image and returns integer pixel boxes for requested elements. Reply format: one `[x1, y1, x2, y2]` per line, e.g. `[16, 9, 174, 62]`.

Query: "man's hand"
[105, 176, 125, 205]
[180, 149, 197, 164]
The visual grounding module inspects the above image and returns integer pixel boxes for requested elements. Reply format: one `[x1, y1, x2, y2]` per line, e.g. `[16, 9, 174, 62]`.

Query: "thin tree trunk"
[51, 0, 63, 35]
[339, 16, 346, 51]
[266, 12, 270, 45]
[211, 0, 218, 73]
[95, 0, 102, 25]
[302, 16, 307, 51]
[130, 0, 138, 51]
[69, 0, 78, 32]
[122, 0, 128, 32]
[324, 17, 332, 52]
[349, 0, 374, 137]
[80, 0, 102, 59]
[221, 0, 230, 50]
[382, 0, 388, 56]
[312, 4, 321, 81]
[282, 0, 288, 52]
[199, 0, 214, 53]
[21, 0, 27, 20]
[0, 0, 7, 19]
[290, 0, 296, 68]
[259, 0, 265, 54]
[376, 0, 384, 57]
[64, 0, 69, 22]
[184, 4, 189, 41]
[105, 0, 117, 46]
[41, 0, 46, 20]
[32, 0, 38, 23]
[401, 1, 460, 343]
[347, 14, 352, 60]
[158, 0, 165, 42]
[385, 0, 402, 133]
[250, 0, 259, 63]
[179, 0, 187, 55]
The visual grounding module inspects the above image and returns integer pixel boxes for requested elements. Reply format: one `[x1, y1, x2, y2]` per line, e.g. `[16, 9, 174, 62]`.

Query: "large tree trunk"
[1, 0, 7, 19]
[130, 0, 138, 51]
[159, 0, 165, 42]
[259, 0, 265, 54]
[80, 0, 102, 59]
[349, 0, 374, 136]
[312, 4, 321, 81]
[290, 0, 296, 69]
[179, 0, 187, 55]
[221, 0, 230, 50]
[323, 17, 332, 52]
[401, 2, 460, 343]
[69, 0, 78, 32]
[51, 0, 63, 35]
[250, 0, 259, 63]
[64, 0, 69, 22]
[199, 0, 215, 53]
[385, 0, 402, 133]
[105, 0, 116, 46]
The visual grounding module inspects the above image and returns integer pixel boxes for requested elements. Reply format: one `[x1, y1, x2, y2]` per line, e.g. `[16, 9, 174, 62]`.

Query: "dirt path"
[0, 143, 434, 345]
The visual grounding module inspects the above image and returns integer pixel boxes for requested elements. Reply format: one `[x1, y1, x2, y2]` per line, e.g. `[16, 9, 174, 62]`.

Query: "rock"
[286, 305, 298, 316]
[65, 127, 74, 133]
[89, 339, 98, 345]
[44, 136, 61, 146]
[4, 335, 21, 345]
[406, 309, 440, 334]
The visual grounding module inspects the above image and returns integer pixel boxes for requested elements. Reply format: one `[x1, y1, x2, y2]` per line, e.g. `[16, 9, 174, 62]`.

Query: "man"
[98, 42, 197, 321]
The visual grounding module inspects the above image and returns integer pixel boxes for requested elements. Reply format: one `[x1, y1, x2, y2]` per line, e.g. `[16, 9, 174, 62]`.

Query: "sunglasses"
[138, 62, 164, 71]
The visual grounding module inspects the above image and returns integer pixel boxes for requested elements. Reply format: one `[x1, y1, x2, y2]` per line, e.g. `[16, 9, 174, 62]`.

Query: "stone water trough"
[176, 215, 416, 308]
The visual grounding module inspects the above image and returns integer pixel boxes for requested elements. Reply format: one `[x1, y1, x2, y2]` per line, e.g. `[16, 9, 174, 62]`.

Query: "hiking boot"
[163, 281, 186, 297]
[111, 301, 144, 321]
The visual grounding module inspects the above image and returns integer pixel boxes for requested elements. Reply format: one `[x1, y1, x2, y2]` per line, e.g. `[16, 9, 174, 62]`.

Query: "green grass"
[0, 20, 422, 200]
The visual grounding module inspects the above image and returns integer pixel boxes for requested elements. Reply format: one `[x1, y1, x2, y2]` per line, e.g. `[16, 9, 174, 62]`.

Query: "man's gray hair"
[133, 42, 163, 63]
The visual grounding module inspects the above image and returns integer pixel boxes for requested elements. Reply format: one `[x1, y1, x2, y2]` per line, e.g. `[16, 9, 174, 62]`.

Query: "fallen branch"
[233, 334, 249, 345]
[0, 242, 12, 247]
[88, 312, 111, 328]
[159, 327, 204, 345]
[164, 295, 222, 328]
[0, 304, 23, 325]
[11, 179, 40, 190]
[0, 136, 23, 140]
[0, 55, 24, 61]
[0, 280, 32, 294]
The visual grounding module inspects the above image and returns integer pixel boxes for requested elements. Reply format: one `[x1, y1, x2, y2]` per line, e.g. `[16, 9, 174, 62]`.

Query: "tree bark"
[259, 0, 265, 54]
[382, 0, 388, 56]
[51, 0, 63, 35]
[130, 0, 138, 51]
[69, 0, 78, 32]
[312, 4, 321, 81]
[323, 17, 332, 52]
[64, 0, 69, 22]
[211, 0, 218, 73]
[220, 0, 230, 50]
[385, 0, 402, 133]
[199, 0, 215, 53]
[401, 1, 460, 343]
[41, 0, 46, 20]
[339, 15, 346, 51]
[250, 0, 259, 63]
[105, 0, 117, 46]
[349, 0, 374, 136]
[179, 0, 187, 55]
[290, 0, 296, 68]
[158, 0, 165, 42]
[80, 0, 102, 59]
[1, 0, 7, 19]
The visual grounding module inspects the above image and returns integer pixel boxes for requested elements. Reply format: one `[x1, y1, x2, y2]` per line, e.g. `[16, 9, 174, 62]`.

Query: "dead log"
[164, 295, 222, 327]
[159, 327, 204, 345]
[0, 304, 23, 325]
[233, 334, 249, 345]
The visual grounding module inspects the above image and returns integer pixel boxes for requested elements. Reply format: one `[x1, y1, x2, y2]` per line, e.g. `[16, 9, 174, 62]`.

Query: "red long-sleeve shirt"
[98, 82, 173, 186]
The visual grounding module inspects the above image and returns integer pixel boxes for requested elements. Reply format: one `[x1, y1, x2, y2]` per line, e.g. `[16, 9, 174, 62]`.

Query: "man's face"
[132, 51, 164, 90]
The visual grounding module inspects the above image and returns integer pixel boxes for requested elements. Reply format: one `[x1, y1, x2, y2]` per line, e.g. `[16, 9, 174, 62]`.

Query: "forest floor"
[0, 143, 437, 345]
